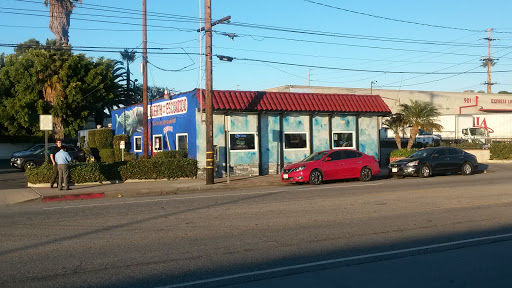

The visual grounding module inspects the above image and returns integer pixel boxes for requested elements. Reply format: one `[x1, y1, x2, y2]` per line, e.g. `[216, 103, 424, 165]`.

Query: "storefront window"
[177, 134, 188, 151]
[333, 132, 354, 148]
[284, 133, 308, 150]
[230, 133, 256, 151]
[134, 136, 142, 152]
[153, 134, 163, 152]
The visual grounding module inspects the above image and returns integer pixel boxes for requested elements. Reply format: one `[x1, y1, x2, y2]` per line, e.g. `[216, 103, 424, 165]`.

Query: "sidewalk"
[0, 168, 390, 206]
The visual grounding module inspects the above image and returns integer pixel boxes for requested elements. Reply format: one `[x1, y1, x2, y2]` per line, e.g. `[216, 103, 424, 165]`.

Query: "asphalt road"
[0, 159, 27, 189]
[1, 164, 512, 288]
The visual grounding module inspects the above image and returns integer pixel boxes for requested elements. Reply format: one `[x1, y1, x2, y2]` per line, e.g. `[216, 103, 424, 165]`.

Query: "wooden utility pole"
[483, 28, 496, 94]
[142, 0, 149, 158]
[204, 0, 214, 184]
[199, 2, 230, 185]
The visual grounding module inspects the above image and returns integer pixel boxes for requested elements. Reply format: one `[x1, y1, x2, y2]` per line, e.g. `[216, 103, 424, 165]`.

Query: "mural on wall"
[115, 106, 143, 137]
[228, 114, 258, 165]
[112, 91, 197, 157]
[358, 116, 379, 159]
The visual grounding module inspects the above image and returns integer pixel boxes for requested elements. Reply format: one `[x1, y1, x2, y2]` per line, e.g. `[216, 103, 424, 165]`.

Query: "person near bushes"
[55, 146, 72, 190]
[49, 139, 63, 188]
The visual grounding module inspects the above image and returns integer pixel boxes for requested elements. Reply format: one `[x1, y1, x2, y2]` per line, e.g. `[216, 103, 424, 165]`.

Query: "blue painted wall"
[260, 113, 280, 169]
[111, 90, 197, 158]
[358, 116, 379, 159]
[312, 115, 330, 152]
[283, 114, 310, 164]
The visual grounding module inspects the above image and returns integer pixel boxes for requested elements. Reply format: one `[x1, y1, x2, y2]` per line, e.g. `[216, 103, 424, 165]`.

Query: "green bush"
[99, 149, 116, 163]
[25, 162, 126, 184]
[79, 136, 86, 148]
[113, 134, 130, 161]
[25, 161, 53, 184]
[119, 158, 198, 181]
[490, 142, 512, 159]
[87, 128, 113, 149]
[390, 149, 419, 158]
[70, 162, 108, 184]
[152, 150, 188, 159]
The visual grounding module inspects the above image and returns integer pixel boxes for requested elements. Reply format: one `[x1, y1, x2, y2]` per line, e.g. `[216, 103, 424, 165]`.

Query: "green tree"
[0, 40, 122, 138]
[399, 100, 443, 150]
[44, 0, 82, 46]
[120, 48, 136, 94]
[0, 53, 4, 68]
[382, 113, 406, 150]
[498, 91, 511, 94]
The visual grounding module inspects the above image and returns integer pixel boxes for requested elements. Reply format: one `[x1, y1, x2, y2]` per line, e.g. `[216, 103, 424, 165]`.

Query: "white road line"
[156, 233, 512, 288]
[42, 182, 383, 210]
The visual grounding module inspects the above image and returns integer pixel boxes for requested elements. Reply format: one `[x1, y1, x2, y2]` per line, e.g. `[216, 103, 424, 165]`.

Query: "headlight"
[295, 165, 306, 171]
[406, 160, 419, 166]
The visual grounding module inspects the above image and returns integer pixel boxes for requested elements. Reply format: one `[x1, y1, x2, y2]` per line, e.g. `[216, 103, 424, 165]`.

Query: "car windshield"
[302, 151, 329, 162]
[25, 145, 45, 152]
[408, 149, 434, 158]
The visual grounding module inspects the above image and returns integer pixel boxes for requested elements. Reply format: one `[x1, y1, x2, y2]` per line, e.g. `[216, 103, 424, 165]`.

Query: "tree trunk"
[48, 0, 73, 46]
[394, 131, 402, 150]
[407, 126, 419, 150]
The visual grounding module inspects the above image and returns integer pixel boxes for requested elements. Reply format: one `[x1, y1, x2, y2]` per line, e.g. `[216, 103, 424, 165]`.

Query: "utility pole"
[200, 1, 230, 185]
[483, 28, 496, 94]
[142, 0, 149, 158]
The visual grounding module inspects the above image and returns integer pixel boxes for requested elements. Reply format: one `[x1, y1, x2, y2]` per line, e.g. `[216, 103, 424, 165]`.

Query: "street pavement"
[0, 162, 394, 205]
[2, 165, 512, 288]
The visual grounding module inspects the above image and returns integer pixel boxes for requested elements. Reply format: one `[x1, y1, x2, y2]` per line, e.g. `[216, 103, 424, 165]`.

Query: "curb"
[42, 193, 105, 202]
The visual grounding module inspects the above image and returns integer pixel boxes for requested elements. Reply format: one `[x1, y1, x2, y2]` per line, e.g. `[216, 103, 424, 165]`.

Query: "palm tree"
[382, 113, 406, 150]
[44, 0, 82, 46]
[399, 100, 443, 150]
[120, 49, 136, 96]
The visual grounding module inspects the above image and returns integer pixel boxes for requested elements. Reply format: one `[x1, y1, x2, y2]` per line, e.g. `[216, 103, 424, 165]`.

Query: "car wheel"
[360, 167, 373, 181]
[23, 161, 36, 171]
[461, 162, 473, 176]
[309, 169, 323, 185]
[419, 164, 431, 178]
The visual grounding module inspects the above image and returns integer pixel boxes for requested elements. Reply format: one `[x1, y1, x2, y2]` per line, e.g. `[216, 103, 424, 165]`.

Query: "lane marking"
[156, 233, 512, 288]
[42, 183, 383, 210]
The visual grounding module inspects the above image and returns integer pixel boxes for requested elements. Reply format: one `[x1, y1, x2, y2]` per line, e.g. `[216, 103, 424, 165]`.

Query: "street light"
[371, 81, 377, 95]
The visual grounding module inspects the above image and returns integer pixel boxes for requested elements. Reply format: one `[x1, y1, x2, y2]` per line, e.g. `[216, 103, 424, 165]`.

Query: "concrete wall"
[0, 143, 34, 159]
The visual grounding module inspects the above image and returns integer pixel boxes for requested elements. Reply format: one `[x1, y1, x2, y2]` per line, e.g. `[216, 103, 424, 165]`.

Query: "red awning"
[197, 90, 391, 114]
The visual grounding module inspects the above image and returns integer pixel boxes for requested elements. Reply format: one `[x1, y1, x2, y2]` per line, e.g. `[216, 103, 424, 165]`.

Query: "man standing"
[55, 146, 72, 190]
[49, 139, 63, 188]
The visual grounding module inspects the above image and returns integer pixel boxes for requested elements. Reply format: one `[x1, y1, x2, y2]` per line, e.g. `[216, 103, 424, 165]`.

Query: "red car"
[281, 149, 380, 185]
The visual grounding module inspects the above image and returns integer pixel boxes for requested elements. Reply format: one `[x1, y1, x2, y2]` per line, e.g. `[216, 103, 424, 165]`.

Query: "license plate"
[283, 174, 288, 179]
[392, 168, 398, 173]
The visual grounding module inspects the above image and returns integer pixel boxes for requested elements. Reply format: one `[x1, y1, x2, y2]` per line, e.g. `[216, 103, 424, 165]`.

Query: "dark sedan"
[389, 147, 478, 178]
[10, 144, 85, 171]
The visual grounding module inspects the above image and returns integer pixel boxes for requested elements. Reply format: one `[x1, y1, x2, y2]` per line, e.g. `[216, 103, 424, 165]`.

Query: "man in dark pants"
[49, 139, 62, 188]
[55, 146, 72, 190]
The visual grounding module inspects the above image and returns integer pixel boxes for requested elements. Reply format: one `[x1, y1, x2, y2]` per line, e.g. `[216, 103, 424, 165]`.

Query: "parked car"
[281, 149, 380, 185]
[10, 144, 86, 171]
[388, 147, 478, 178]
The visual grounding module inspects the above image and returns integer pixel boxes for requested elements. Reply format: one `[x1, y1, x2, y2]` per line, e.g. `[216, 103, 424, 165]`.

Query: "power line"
[305, 0, 484, 33]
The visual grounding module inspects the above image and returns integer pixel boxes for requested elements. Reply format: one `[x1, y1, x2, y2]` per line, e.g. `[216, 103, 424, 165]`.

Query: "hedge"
[25, 158, 197, 184]
[389, 149, 418, 158]
[99, 149, 116, 163]
[152, 150, 187, 159]
[490, 142, 512, 160]
[119, 158, 198, 181]
[25, 162, 113, 184]
[440, 141, 484, 149]
[87, 128, 113, 149]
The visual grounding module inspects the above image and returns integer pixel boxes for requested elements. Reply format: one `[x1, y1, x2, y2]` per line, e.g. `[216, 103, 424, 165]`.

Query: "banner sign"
[149, 97, 187, 119]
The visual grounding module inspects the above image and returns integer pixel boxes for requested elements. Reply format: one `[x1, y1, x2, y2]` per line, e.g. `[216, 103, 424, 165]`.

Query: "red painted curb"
[42, 193, 105, 202]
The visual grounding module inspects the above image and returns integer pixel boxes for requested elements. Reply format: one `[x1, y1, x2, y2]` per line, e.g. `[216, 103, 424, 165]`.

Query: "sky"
[1, 0, 512, 94]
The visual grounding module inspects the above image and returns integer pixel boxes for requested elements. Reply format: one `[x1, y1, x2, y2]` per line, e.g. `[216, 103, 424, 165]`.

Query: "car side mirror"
[324, 157, 332, 161]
